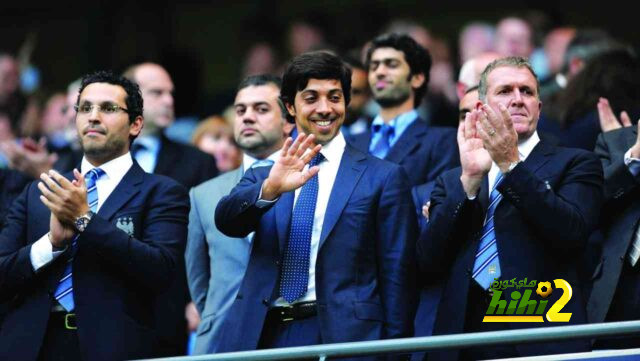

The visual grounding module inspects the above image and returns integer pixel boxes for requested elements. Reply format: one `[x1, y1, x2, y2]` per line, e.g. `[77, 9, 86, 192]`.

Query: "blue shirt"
[132, 135, 161, 173]
[368, 109, 418, 154]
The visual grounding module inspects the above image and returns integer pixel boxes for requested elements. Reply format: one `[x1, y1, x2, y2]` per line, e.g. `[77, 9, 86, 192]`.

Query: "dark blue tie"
[54, 167, 105, 311]
[472, 172, 503, 289]
[279, 153, 324, 303]
[370, 123, 394, 159]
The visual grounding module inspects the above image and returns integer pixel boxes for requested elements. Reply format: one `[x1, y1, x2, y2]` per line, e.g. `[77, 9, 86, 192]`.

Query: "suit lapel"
[385, 118, 426, 163]
[275, 191, 294, 252]
[521, 140, 554, 175]
[319, 145, 366, 248]
[97, 163, 144, 221]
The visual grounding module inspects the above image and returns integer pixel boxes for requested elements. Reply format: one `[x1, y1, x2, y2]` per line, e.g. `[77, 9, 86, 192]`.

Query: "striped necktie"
[54, 167, 105, 312]
[472, 172, 504, 289]
[279, 153, 324, 303]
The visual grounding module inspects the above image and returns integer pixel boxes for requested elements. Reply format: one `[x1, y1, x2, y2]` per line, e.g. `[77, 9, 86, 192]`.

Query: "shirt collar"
[242, 150, 281, 173]
[81, 152, 134, 181]
[371, 109, 418, 132]
[517, 131, 540, 160]
[319, 131, 346, 164]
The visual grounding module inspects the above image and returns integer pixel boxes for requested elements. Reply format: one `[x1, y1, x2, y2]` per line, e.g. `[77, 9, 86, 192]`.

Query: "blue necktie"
[472, 172, 504, 289]
[54, 167, 105, 312]
[279, 153, 324, 303]
[370, 124, 394, 159]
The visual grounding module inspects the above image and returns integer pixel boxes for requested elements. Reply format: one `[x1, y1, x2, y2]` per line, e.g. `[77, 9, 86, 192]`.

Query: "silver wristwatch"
[74, 211, 95, 232]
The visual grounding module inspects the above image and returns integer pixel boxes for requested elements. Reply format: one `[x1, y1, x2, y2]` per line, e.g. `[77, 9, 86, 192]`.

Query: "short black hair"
[280, 51, 352, 123]
[365, 33, 432, 106]
[77, 70, 143, 124]
[237, 74, 286, 118]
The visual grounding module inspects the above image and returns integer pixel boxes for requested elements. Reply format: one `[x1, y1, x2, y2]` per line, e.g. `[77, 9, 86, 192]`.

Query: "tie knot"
[250, 159, 275, 169]
[86, 168, 105, 182]
[309, 153, 325, 167]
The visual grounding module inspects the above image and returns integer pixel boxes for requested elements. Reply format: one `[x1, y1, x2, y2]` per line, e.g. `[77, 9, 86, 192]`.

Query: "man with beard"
[350, 33, 459, 187]
[0, 71, 189, 361]
[215, 51, 417, 357]
[186, 74, 293, 354]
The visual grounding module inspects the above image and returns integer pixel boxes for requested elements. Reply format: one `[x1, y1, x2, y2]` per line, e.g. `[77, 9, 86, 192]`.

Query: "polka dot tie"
[279, 153, 324, 303]
[54, 167, 105, 312]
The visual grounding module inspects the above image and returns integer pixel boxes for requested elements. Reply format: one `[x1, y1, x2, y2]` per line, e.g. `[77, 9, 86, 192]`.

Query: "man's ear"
[474, 101, 484, 111]
[130, 116, 144, 137]
[286, 103, 296, 117]
[411, 73, 426, 89]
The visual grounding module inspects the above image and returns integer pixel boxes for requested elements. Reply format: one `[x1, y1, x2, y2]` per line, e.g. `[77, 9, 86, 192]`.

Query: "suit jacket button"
[262, 299, 269, 306]
[275, 260, 280, 266]
[466, 268, 472, 275]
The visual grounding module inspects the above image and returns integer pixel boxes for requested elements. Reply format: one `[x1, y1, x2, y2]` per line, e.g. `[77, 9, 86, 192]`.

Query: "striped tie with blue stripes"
[472, 172, 504, 290]
[54, 167, 105, 312]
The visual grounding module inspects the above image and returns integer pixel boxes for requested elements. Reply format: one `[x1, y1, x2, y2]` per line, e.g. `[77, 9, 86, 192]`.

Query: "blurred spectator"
[458, 22, 496, 63]
[242, 42, 279, 77]
[495, 17, 534, 58]
[543, 27, 576, 77]
[554, 47, 640, 150]
[191, 115, 242, 173]
[342, 51, 372, 137]
[457, 51, 501, 98]
[0, 54, 28, 137]
[288, 21, 326, 56]
[458, 86, 479, 124]
[385, 19, 432, 49]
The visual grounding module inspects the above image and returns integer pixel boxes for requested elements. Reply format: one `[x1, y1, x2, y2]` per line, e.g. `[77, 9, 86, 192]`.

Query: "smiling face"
[76, 82, 143, 164]
[483, 66, 541, 140]
[287, 78, 345, 145]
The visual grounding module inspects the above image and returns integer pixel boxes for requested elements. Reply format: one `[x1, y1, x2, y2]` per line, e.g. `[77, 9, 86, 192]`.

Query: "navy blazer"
[588, 126, 640, 324]
[418, 141, 603, 360]
[349, 118, 459, 186]
[0, 162, 189, 361]
[214, 144, 418, 354]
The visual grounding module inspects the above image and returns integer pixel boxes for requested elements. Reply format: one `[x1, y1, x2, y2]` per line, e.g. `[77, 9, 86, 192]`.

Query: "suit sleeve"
[215, 167, 273, 238]
[595, 132, 640, 208]
[416, 172, 483, 278]
[186, 187, 210, 315]
[77, 180, 189, 293]
[425, 128, 460, 183]
[497, 150, 603, 250]
[0, 182, 36, 301]
[376, 166, 418, 338]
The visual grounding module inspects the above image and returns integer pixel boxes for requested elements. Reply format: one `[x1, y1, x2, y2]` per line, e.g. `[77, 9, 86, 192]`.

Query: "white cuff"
[624, 148, 640, 177]
[256, 181, 279, 208]
[30, 233, 66, 271]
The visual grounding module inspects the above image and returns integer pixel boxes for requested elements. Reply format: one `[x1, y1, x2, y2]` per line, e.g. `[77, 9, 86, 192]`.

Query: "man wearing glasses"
[0, 71, 189, 361]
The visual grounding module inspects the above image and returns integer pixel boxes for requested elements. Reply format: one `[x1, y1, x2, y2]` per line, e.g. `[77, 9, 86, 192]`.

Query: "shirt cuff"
[256, 181, 279, 208]
[624, 148, 640, 177]
[30, 233, 66, 271]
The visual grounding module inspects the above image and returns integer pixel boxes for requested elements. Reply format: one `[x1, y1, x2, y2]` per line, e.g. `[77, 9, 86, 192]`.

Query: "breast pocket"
[112, 210, 143, 239]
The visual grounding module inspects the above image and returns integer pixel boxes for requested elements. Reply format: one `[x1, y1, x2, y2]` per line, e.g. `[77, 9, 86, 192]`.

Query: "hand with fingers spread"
[458, 109, 492, 197]
[597, 97, 633, 133]
[0, 137, 58, 178]
[261, 133, 323, 201]
[476, 103, 520, 173]
[38, 169, 89, 226]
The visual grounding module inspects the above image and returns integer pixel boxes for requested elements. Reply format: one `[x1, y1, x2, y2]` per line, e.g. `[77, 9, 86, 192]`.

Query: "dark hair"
[558, 46, 640, 126]
[280, 51, 352, 123]
[365, 33, 432, 106]
[237, 74, 286, 118]
[77, 70, 144, 124]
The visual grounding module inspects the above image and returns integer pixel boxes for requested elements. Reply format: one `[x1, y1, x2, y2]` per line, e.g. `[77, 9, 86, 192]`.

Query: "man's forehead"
[487, 66, 537, 87]
[135, 65, 174, 89]
[235, 84, 279, 105]
[371, 47, 406, 61]
[300, 78, 342, 93]
[79, 82, 127, 103]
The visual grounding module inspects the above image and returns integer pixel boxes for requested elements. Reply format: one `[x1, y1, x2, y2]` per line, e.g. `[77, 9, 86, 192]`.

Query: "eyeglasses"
[74, 102, 130, 115]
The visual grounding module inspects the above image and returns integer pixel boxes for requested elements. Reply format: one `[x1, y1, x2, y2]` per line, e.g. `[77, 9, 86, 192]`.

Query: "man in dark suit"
[588, 122, 640, 348]
[418, 57, 603, 360]
[0, 71, 189, 361]
[215, 51, 417, 356]
[124, 62, 217, 356]
[349, 33, 458, 187]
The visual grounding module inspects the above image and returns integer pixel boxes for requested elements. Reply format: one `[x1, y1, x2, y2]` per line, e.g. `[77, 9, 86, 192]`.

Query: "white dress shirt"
[487, 131, 540, 191]
[29, 152, 134, 271]
[273, 132, 346, 306]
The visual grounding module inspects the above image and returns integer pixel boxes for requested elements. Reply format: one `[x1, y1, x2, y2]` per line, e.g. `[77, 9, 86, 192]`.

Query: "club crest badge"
[115, 216, 134, 236]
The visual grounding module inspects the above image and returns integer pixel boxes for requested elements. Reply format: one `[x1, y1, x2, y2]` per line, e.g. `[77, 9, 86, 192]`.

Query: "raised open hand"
[458, 110, 492, 197]
[598, 97, 632, 133]
[261, 133, 322, 200]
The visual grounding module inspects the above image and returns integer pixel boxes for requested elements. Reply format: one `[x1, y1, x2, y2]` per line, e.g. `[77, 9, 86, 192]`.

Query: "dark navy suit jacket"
[0, 162, 189, 361]
[214, 144, 417, 354]
[349, 119, 459, 186]
[588, 126, 640, 323]
[418, 141, 603, 360]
